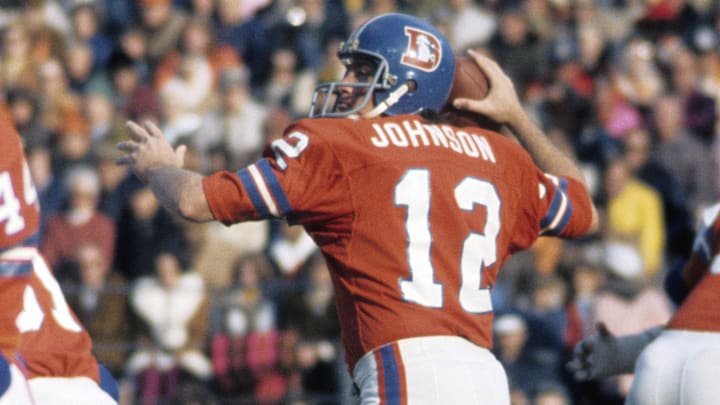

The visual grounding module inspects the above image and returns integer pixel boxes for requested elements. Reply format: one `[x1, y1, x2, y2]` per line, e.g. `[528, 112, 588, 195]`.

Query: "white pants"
[352, 336, 509, 405]
[29, 376, 117, 405]
[627, 329, 720, 405]
[0, 362, 33, 405]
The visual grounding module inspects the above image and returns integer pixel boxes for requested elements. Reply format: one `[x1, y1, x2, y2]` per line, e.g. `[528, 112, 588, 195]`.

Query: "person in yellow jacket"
[603, 156, 665, 279]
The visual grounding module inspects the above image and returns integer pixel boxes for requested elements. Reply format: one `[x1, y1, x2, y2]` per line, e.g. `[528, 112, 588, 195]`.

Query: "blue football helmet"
[309, 13, 455, 118]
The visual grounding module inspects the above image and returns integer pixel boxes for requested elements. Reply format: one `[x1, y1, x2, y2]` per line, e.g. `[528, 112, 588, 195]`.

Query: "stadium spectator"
[621, 126, 694, 262]
[66, 243, 132, 377]
[209, 253, 286, 401]
[68, 3, 113, 73]
[601, 156, 665, 279]
[651, 93, 719, 218]
[195, 66, 269, 166]
[126, 250, 212, 404]
[41, 165, 116, 283]
[278, 255, 344, 402]
[137, 0, 189, 66]
[114, 184, 189, 281]
[590, 242, 672, 398]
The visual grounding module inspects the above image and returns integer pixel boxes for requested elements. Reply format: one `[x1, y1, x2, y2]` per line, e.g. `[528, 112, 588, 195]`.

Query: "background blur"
[3, 0, 720, 404]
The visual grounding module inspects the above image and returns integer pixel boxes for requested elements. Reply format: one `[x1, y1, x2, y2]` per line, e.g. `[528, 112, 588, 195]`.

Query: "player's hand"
[566, 322, 662, 381]
[452, 49, 525, 125]
[116, 120, 186, 182]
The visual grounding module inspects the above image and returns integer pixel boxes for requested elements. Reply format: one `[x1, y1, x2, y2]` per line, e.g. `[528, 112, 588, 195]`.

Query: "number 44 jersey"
[203, 114, 594, 369]
[0, 109, 41, 352]
[1, 110, 101, 386]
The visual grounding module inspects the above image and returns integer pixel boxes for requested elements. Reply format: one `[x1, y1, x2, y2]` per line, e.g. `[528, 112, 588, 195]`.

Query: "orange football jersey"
[1, 106, 100, 382]
[16, 253, 100, 382]
[667, 207, 720, 332]
[203, 114, 594, 368]
[0, 106, 40, 351]
[0, 105, 40, 250]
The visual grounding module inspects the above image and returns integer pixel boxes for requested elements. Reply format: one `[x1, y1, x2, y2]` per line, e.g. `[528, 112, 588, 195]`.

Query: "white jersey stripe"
[248, 164, 280, 217]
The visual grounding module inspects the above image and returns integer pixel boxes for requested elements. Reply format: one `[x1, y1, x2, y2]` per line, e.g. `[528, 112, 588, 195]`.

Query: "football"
[448, 55, 490, 102]
[443, 55, 501, 130]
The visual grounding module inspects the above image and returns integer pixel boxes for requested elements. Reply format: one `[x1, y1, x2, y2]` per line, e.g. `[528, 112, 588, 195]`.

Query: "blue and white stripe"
[0, 246, 37, 277]
[236, 159, 292, 218]
[540, 175, 573, 236]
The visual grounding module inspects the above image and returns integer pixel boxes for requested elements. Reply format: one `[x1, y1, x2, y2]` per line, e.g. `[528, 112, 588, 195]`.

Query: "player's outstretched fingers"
[115, 143, 137, 166]
[143, 120, 164, 138]
[126, 121, 150, 143]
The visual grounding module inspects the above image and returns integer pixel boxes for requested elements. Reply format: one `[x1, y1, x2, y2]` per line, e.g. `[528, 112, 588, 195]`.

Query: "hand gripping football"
[443, 55, 500, 130]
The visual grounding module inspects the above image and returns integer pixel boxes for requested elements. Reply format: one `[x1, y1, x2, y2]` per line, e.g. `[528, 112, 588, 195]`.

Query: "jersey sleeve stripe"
[235, 167, 270, 217]
[0, 246, 37, 276]
[540, 179, 572, 235]
[256, 159, 292, 216]
[247, 164, 280, 217]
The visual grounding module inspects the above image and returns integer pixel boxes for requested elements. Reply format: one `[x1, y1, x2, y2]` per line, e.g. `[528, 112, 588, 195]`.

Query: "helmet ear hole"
[406, 80, 417, 93]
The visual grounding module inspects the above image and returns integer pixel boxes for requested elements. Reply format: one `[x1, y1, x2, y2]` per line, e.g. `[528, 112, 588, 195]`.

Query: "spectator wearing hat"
[493, 313, 548, 399]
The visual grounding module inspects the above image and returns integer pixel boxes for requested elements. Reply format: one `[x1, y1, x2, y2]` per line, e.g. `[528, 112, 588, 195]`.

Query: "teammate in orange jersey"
[117, 13, 598, 404]
[568, 202, 720, 405]
[0, 105, 40, 404]
[1, 105, 118, 404]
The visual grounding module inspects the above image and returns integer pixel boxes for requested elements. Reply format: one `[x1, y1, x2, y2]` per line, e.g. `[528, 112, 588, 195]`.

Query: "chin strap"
[362, 83, 410, 118]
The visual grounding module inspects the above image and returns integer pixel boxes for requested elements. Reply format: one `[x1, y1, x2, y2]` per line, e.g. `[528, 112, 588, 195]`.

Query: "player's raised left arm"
[117, 120, 214, 222]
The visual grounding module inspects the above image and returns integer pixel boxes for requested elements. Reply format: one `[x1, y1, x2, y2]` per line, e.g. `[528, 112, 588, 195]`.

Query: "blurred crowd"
[2, 0, 720, 404]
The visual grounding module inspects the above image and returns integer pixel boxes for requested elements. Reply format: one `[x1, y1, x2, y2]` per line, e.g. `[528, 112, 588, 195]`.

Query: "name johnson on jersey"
[369, 119, 496, 162]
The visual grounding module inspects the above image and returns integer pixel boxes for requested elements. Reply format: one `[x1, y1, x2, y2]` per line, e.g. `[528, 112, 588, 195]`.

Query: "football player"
[118, 13, 598, 404]
[568, 202, 720, 405]
[0, 103, 39, 404]
[0, 105, 118, 404]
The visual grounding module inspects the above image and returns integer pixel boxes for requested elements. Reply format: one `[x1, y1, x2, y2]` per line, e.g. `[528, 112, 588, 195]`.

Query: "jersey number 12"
[395, 169, 498, 313]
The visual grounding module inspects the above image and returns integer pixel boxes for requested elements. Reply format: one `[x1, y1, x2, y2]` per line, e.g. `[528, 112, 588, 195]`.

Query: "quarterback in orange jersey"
[1, 107, 118, 404]
[118, 13, 598, 405]
[569, 202, 720, 405]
